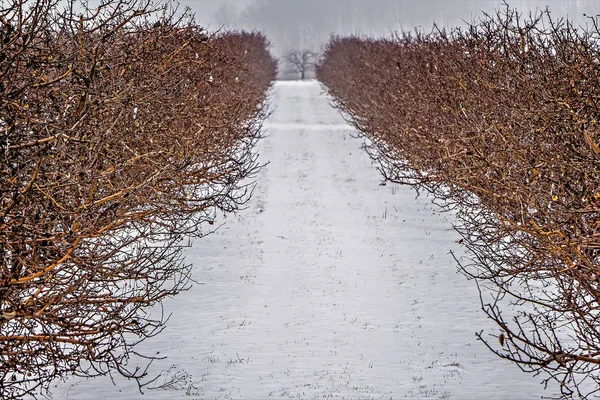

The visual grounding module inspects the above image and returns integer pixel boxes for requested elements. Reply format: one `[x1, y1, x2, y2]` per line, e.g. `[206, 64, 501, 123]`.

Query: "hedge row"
[0, 1, 275, 398]
[318, 6, 600, 398]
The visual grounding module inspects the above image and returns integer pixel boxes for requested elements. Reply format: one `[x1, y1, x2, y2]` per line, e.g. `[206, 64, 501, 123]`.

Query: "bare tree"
[0, 1, 276, 398]
[284, 49, 317, 80]
[318, 5, 600, 399]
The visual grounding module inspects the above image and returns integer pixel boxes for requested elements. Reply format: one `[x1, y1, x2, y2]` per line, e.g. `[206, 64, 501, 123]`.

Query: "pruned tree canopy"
[0, 1, 275, 399]
[318, 5, 600, 399]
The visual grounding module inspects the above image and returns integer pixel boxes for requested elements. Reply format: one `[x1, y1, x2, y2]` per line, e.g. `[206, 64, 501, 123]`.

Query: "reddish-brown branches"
[318, 5, 600, 398]
[0, 0, 276, 398]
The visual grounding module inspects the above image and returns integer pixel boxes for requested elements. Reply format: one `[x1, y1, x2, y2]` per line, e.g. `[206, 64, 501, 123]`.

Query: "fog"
[180, 0, 600, 57]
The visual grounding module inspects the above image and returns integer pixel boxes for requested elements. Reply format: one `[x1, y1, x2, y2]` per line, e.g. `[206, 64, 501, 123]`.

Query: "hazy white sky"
[166, 0, 600, 56]
[181, 1, 598, 25]
[176, 0, 252, 27]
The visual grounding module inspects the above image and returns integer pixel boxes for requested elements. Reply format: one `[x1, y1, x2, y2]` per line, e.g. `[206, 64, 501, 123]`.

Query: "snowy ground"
[52, 81, 550, 399]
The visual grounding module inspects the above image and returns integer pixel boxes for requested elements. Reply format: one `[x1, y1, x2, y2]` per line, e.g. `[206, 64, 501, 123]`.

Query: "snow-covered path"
[54, 81, 547, 399]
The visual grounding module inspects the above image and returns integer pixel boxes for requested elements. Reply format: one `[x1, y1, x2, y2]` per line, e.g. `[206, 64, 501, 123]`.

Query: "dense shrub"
[0, 0, 276, 398]
[318, 6, 600, 398]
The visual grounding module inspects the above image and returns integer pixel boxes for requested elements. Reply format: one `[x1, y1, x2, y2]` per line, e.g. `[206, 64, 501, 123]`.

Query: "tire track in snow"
[53, 81, 550, 399]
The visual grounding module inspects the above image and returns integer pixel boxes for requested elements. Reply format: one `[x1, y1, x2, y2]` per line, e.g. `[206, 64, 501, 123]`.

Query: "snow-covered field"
[52, 81, 549, 399]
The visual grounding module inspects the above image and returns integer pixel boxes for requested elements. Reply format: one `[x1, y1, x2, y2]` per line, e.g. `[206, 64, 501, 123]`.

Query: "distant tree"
[214, 3, 238, 28]
[284, 50, 317, 80]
